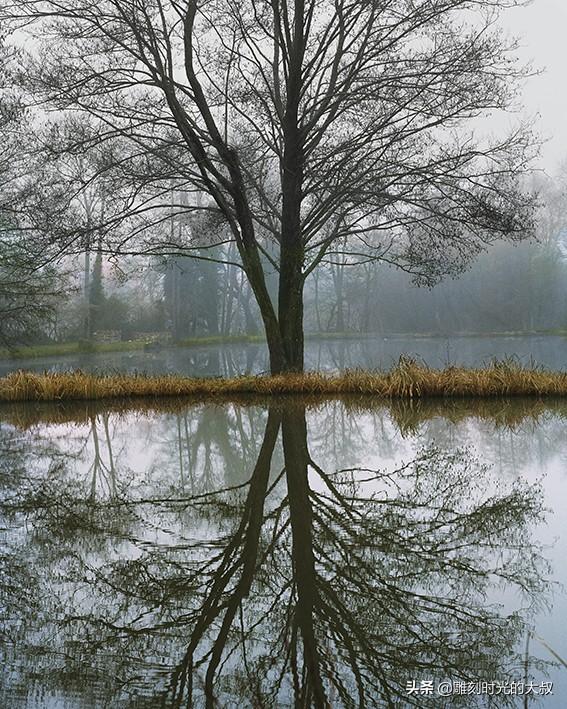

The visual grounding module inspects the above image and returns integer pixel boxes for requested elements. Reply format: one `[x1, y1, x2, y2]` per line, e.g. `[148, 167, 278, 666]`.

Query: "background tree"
[5, 0, 537, 370]
[301, 166, 567, 337]
[0, 38, 67, 344]
[88, 240, 105, 337]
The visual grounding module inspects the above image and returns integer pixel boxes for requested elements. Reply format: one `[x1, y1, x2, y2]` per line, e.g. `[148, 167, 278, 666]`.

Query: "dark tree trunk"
[278, 245, 305, 372]
[244, 255, 288, 374]
[221, 149, 291, 374]
[278, 100, 304, 374]
[277, 23, 305, 374]
[282, 405, 327, 707]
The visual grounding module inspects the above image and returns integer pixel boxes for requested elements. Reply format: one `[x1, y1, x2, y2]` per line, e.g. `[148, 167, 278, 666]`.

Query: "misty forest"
[1, 0, 567, 707]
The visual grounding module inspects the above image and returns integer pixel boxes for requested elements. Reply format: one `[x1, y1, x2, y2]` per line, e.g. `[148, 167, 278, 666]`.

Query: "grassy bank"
[2, 358, 567, 403]
[0, 334, 268, 360]
[3, 328, 567, 362]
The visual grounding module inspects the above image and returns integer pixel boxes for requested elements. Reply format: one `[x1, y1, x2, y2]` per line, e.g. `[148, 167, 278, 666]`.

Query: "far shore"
[2, 329, 567, 362]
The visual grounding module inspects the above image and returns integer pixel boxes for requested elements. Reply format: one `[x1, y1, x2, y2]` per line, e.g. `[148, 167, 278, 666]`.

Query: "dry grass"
[2, 357, 567, 404]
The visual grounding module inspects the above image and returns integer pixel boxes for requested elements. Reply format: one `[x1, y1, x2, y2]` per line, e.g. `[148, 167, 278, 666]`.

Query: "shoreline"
[2, 329, 566, 362]
[3, 359, 567, 403]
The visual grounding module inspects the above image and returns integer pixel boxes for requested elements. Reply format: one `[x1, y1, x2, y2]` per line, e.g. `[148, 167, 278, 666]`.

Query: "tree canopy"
[3, 0, 537, 370]
[0, 39, 65, 343]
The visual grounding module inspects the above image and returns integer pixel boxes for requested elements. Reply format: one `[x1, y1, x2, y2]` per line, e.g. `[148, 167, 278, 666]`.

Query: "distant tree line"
[305, 171, 567, 335]
[305, 240, 567, 335]
[5, 184, 567, 346]
[75, 166, 567, 342]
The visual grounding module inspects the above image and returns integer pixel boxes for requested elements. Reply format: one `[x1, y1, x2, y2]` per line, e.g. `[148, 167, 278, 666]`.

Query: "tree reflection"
[0, 403, 551, 708]
[162, 405, 547, 708]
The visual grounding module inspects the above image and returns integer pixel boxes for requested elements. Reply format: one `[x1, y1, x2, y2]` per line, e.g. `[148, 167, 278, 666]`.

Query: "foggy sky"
[505, 0, 567, 173]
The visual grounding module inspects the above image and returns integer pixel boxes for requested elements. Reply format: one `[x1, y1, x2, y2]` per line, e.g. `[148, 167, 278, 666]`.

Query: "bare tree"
[5, 0, 536, 371]
[0, 39, 68, 343]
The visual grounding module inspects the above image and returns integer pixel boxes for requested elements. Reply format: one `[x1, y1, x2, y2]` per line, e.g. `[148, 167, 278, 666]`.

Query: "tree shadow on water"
[161, 405, 549, 708]
[0, 404, 552, 708]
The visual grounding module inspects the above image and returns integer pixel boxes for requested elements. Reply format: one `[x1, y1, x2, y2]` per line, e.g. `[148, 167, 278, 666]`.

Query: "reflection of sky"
[5, 403, 567, 706]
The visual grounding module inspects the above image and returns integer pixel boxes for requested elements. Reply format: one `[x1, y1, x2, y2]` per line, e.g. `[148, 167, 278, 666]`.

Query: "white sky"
[505, 0, 567, 173]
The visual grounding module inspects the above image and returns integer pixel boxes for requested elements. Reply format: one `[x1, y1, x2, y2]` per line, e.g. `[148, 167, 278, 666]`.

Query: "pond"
[1, 333, 567, 378]
[0, 396, 565, 707]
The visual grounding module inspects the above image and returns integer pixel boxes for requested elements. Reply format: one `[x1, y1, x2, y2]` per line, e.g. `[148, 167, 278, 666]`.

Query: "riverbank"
[3, 358, 567, 402]
[2, 329, 567, 362]
[0, 334, 266, 360]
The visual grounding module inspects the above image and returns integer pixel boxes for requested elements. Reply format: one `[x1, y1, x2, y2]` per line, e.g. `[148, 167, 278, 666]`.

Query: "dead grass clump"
[2, 357, 567, 403]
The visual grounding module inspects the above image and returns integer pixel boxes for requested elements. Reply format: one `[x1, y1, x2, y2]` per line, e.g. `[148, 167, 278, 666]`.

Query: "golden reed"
[2, 358, 567, 402]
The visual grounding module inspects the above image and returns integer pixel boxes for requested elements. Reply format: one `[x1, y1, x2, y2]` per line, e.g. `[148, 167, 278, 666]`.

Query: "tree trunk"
[282, 405, 327, 707]
[278, 94, 305, 370]
[274, 7, 306, 374]
[244, 256, 287, 374]
[278, 245, 305, 372]
[236, 236, 305, 374]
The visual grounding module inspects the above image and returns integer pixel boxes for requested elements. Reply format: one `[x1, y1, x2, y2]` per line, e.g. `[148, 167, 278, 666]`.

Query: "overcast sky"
[505, 0, 567, 173]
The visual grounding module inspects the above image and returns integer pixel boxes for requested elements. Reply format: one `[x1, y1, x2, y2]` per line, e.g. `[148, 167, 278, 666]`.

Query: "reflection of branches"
[0, 403, 552, 708]
[89, 414, 118, 500]
[160, 406, 548, 708]
[314, 433, 545, 706]
[159, 405, 269, 497]
[304, 451, 543, 703]
[167, 407, 282, 708]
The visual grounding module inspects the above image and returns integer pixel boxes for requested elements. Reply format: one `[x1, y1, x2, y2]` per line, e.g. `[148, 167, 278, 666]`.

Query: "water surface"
[1, 334, 566, 377]
[0, 397, 565, 707]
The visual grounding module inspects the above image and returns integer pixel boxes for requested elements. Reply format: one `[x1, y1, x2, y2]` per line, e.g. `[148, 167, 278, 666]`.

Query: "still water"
[0, 397, 565, 707]
[1, 334, 567, 378]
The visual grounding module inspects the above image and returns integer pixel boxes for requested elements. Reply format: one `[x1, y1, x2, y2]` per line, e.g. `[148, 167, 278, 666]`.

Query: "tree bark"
[277, 4, 306, 374]
[278, 244, 305, 372]
[282, 405, 328, 707]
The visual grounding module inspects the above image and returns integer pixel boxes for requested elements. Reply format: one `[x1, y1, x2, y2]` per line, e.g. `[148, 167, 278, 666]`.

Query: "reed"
[2, 357, 567, 403]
